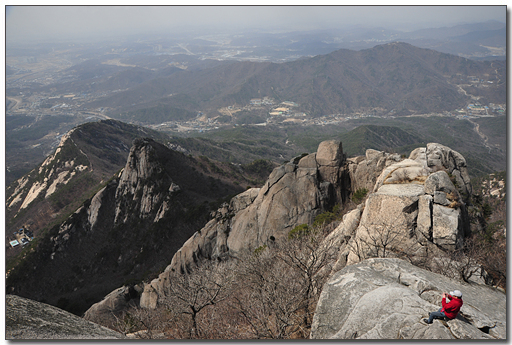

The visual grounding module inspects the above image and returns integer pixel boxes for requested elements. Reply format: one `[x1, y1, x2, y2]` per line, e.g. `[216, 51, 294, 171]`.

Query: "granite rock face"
[154, 141, 347, 274]
[343, 144, 470, 266]
[141, 141, 350, 307]
[139, 142, 474, 309]
[424, 143, 472, 199]
[311, 258, 506, 340]
[346, 149, 402, 194]
[6, 294, 125, 340]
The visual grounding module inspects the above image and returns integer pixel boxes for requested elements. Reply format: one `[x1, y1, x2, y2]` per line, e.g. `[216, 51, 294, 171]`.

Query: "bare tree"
[110, 305, 167, 339]
[230, 227, 336, 339]
[275, 227, 336, 329]
[231, 249, 308, 339]
[348, 216, 406, 261]
[162, 260, 234, 338]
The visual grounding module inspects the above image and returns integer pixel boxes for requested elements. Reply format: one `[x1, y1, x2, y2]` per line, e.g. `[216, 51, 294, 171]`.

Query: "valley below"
[5, 17, 507, 340]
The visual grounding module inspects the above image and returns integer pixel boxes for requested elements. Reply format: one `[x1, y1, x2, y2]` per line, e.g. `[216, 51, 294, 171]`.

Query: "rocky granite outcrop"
[84, 285, 142, 324]
[6, 294, 125, 339]
[140, 141, 474, 309]
[171, 140, 345, 270]
[341, 143, 470, 267]
[6, 130, 90, 213]
[141, 140, 351, 307]
[346, 149, 402, 193]
[311, 258, 505, 340]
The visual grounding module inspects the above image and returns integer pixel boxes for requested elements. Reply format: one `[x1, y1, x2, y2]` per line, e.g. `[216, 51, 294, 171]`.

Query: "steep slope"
[6, 120, 169, 253]
[6, 138, 246, 316]
[311, 258, 505, 339]
[139, 141, 474, 310]
[6, 295, 125, 340]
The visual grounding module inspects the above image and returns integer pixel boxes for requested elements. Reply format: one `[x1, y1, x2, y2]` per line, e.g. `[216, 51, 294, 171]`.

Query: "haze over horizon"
[6, 5, 506, 44]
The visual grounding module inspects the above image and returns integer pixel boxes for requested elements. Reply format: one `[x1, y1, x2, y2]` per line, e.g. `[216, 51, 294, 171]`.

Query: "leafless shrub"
[101, 220, 376, 339]
[156, 260, 235, 338]
[347, 215, 407, 261]
[230, 228, 336, 339]
[405, 234, 505, 288]
[111, 305, 168, 339]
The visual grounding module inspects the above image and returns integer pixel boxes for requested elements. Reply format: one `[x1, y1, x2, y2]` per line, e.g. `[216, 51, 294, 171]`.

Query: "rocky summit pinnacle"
[139, 140, 475, 310]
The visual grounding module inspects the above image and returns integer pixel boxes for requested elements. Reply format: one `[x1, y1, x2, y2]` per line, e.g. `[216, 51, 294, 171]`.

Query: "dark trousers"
[428, 308, 446, 323]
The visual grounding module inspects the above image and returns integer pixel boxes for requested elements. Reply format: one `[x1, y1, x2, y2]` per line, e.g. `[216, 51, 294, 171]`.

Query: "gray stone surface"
[432, 204, 463, 249]
[316, 140, 344, 185]
[426, 143, 472, 198]
[417, 195, 432, 243]
[322, 204, 364, 272]
[347, 149, 401, 194]
[346, 185, 423, 266]
[84, 285, 140, 324]
[141, 144, 347, 307]
[6, 294, 125, 339]
[311, 258, 506, 340]
[424, 171, 456, 196]
[373, 158, 428, 192]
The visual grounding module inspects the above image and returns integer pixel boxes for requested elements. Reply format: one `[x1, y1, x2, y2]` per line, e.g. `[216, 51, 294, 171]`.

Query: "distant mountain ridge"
[85, 42, 505, 119]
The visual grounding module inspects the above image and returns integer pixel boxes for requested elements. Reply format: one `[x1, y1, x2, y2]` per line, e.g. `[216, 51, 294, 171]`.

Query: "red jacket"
[441, 295, 463, 319]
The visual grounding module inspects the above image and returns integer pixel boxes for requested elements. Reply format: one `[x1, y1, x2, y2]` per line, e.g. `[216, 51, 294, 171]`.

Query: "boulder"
[409, 147, 427, 162]
[432, 204, 463, 250]
[373, 159, 428, 192]
[346, 184, 424, 265]
[424, 171, 457, 196]
[311, 258, 505, 340]
[84, 285, 140, 324]
[345, 148, 469, 263]
[316, 140, 344, 185]
[321, 204, 364, 272]
[425, 143, 472, 198]
[347, 149, 401, 194]
[6, 295, 125, 339]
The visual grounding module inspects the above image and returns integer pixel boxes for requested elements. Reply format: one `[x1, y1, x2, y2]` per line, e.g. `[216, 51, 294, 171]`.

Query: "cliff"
[139, 141, 474, 309]
[6, 137, 245, 315]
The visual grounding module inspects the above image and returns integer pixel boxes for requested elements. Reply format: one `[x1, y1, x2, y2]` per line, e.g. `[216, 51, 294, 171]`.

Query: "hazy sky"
[5, 4, 508, 44]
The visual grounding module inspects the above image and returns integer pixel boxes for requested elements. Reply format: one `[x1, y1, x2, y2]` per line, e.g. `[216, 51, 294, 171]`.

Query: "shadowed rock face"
[6, 294, 125, 340]
[7, 138, 244, 316]
[311, 258, 506, 340]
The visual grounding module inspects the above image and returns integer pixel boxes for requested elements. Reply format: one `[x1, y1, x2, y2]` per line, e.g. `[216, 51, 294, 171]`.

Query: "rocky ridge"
[139, 141, 474, 310]
[6, 128, 91, 218]
[5, 120, 168, 245]
[6, 137, 244, 315]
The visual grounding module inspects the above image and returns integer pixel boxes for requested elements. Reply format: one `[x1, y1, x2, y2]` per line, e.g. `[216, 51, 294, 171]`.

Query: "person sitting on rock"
[424, 290, 463, 324]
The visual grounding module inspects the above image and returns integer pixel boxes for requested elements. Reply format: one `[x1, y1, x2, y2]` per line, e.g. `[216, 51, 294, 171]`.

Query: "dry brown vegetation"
[108, 225, 337, 339]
